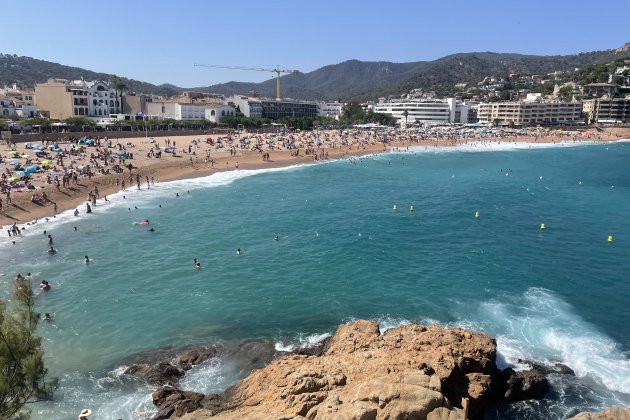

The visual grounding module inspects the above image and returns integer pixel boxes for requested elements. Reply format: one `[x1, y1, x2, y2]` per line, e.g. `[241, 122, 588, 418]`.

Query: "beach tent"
[9, 160, 21, 166]
[86, 139, 95, 146]
[78, 138, 87, 145]
[25, 142, 33, 149]
[25, 165, 38, 174]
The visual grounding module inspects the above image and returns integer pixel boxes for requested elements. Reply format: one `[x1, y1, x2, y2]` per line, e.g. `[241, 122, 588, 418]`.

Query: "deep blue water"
[1, 140, 629, 419]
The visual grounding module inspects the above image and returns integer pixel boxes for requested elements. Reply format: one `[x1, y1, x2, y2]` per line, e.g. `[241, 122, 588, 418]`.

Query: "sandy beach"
[0, 128, 622, 229]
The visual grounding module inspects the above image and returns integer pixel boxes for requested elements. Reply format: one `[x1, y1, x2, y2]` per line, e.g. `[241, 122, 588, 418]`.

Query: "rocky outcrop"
[124, 345, 218, 386]
[150, 320, 562, 419]
[568, 407, 630, 420]
[169, 320, 502, 419]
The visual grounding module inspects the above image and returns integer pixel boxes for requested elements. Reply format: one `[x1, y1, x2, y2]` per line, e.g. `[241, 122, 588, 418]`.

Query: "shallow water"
[1, 140, 629, 419]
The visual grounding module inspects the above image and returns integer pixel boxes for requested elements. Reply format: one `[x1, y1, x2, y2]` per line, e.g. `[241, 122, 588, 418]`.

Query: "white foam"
[274, 331, 332, 352]
[474, 288, 630, 395]
[399, 139, 621, 154]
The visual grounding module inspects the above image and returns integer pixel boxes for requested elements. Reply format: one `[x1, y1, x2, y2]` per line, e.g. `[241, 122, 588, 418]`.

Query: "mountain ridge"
[1, 44, 628, 101]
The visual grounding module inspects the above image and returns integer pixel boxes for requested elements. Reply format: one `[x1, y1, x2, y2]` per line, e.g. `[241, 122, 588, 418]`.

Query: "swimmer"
[274, 235, 280, 241]
[42, 313, 52, 321]
[175, 193, 180, 197]
[74, 226, 78, 231]
[236, 248, 241, 256]
[74, 209, 79, 216]
[48, 246, 57, 254]
[84, 256, 90, 263]
[149, 228, 155, 232]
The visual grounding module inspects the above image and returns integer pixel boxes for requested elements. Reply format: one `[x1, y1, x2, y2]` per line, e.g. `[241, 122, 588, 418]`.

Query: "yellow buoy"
[540, 223, 546, 231]
[409, 205, 414, 212]
[608, 235, 613, 243]
[475, 211, 479, 219]
[393, 204, 397, 211]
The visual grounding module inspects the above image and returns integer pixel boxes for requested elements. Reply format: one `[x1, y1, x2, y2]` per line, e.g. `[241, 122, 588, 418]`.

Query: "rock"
[567, 407, 630, 420]
[502, 368, 549, 402]
[174, 346, 218, 370]
[124, 362, 184, 386]
[175, 320, 498, 419]
[152, 386, 208, 420]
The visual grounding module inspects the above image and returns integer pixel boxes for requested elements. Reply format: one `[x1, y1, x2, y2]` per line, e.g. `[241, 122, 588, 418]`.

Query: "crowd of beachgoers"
[0, 126, 620, 228]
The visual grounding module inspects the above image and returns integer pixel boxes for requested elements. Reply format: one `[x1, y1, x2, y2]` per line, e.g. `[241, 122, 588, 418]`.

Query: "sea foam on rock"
[146, 320, 557, 419]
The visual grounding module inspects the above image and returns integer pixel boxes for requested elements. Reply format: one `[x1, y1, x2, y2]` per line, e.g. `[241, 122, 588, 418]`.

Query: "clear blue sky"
[2, 0, 628, 88]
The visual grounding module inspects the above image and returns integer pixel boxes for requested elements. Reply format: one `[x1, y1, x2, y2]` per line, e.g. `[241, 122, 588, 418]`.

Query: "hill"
[1, 44, 629, 102]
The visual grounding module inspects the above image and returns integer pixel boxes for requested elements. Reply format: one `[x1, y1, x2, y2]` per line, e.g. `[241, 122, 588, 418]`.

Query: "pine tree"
[0, 279, 57, 418]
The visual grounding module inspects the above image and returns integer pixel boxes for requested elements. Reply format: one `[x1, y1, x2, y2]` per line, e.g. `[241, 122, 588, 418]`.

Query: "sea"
[1, 139, 629, 419]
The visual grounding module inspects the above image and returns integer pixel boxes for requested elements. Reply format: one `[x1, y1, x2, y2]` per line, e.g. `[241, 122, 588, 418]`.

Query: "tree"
[402, 109, 409, 127]
[109, 75, 127, 114]
[0, 279, 57, 418]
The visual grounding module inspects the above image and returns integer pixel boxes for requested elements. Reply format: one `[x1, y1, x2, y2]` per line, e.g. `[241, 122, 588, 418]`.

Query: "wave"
[398, 139, 628, 154]
[461, 288, 630, 396]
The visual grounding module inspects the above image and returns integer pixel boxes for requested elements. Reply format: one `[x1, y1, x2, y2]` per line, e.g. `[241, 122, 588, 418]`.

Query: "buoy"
[608, 235, 613, 243]
[540, 223, 546, 231]
[409, 205, 414, 212]
[475, 211, 479, 219]
[393, 204, 397, 211]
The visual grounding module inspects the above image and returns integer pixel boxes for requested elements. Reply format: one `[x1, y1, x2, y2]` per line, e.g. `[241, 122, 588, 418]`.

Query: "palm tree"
[109, 75, 127, 114]
[403, 109, 409, 127]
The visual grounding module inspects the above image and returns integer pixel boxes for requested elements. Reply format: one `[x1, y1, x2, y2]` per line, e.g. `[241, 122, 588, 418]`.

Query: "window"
[211, 110, 215, 116]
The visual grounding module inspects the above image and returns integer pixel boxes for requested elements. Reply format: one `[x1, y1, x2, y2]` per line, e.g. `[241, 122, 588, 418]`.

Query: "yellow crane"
[193, 63, 300, 100]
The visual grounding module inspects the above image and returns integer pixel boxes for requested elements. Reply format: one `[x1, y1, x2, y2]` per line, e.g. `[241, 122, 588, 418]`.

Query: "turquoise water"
[1, 140, 630, 419]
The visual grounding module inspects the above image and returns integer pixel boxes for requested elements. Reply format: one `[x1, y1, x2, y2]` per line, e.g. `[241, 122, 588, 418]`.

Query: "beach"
[1, 134, 629, 419]
[0, 128, 622, 229]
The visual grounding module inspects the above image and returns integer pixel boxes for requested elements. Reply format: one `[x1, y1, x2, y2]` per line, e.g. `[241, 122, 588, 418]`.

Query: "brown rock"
[124, 362, 184, 386]
[175, 320, 498, 419]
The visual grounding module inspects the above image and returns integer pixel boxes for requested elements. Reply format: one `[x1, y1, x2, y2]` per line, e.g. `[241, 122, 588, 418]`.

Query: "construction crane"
[193, 63, 300, 100]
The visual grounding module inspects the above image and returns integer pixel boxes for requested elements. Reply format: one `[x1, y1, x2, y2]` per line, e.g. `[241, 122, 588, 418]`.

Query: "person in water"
[236, 248, 241, 256]
[85, 256, 90, 263]
[48, 246, 57, 254]
[43, 313, 53, 321]
[39, 280, 51, 290]
[48, 234, 53, 245]
[86, 203, 92, 213]
[275, 235, 280, 241]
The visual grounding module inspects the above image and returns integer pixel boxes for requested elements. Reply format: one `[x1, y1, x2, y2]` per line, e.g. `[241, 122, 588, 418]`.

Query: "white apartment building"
[86, 81, 120, 117]
[145, 102, 208, 120]
[205, 105, 235, 123]
[477, 101, 583, 126]
[227, 95, 263, 118]
[0, 98, 17, 119]
[317, 102, 344, 120]
[374, 98, 468, 126]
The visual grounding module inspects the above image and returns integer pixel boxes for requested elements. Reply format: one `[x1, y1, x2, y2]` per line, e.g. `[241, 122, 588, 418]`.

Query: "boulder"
[124, 362, 184, 386]
[501, 368, 549, 402]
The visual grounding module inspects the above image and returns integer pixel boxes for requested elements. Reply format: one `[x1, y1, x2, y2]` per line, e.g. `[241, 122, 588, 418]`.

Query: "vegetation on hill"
[1, 44, 628, 102]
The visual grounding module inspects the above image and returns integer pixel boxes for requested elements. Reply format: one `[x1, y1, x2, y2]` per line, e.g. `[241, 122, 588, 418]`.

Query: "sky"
[1, 0, 628, 88]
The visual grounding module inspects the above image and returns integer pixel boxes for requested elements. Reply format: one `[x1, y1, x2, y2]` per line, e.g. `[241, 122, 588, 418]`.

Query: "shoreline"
[0, 131, 622, 229]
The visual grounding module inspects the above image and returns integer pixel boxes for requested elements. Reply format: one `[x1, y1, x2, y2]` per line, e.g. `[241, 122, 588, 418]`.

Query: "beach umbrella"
[41, 159, 53, 166]
[9, 160, 21, 166]
[86, 139, 95, 145]
[8, 176, 17, 182]
[25, 142, 33, 148]
[9, 150, 19, 157]
[53, 148, 63, 152]
[25, 165, 38, 174]
[78, 139, 87, 145]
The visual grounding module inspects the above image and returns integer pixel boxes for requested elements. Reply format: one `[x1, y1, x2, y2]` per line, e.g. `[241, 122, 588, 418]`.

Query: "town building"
[477, 101, 583, 126]
[205, 104, 236, 123]
[227, 95, 317, 119]
[373, 98, 469, 126]
[582, 98, 630, 124]
[121, 92, 157, 116]
[0, 98, 17, 119]
[0, 84, 37, 118]
[145, 102, 208, 120]
[227, 95, 263, 118]
[34, 79, 121, 119]
[582, 83, 618, 98]
[317, 102, 344, 120]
